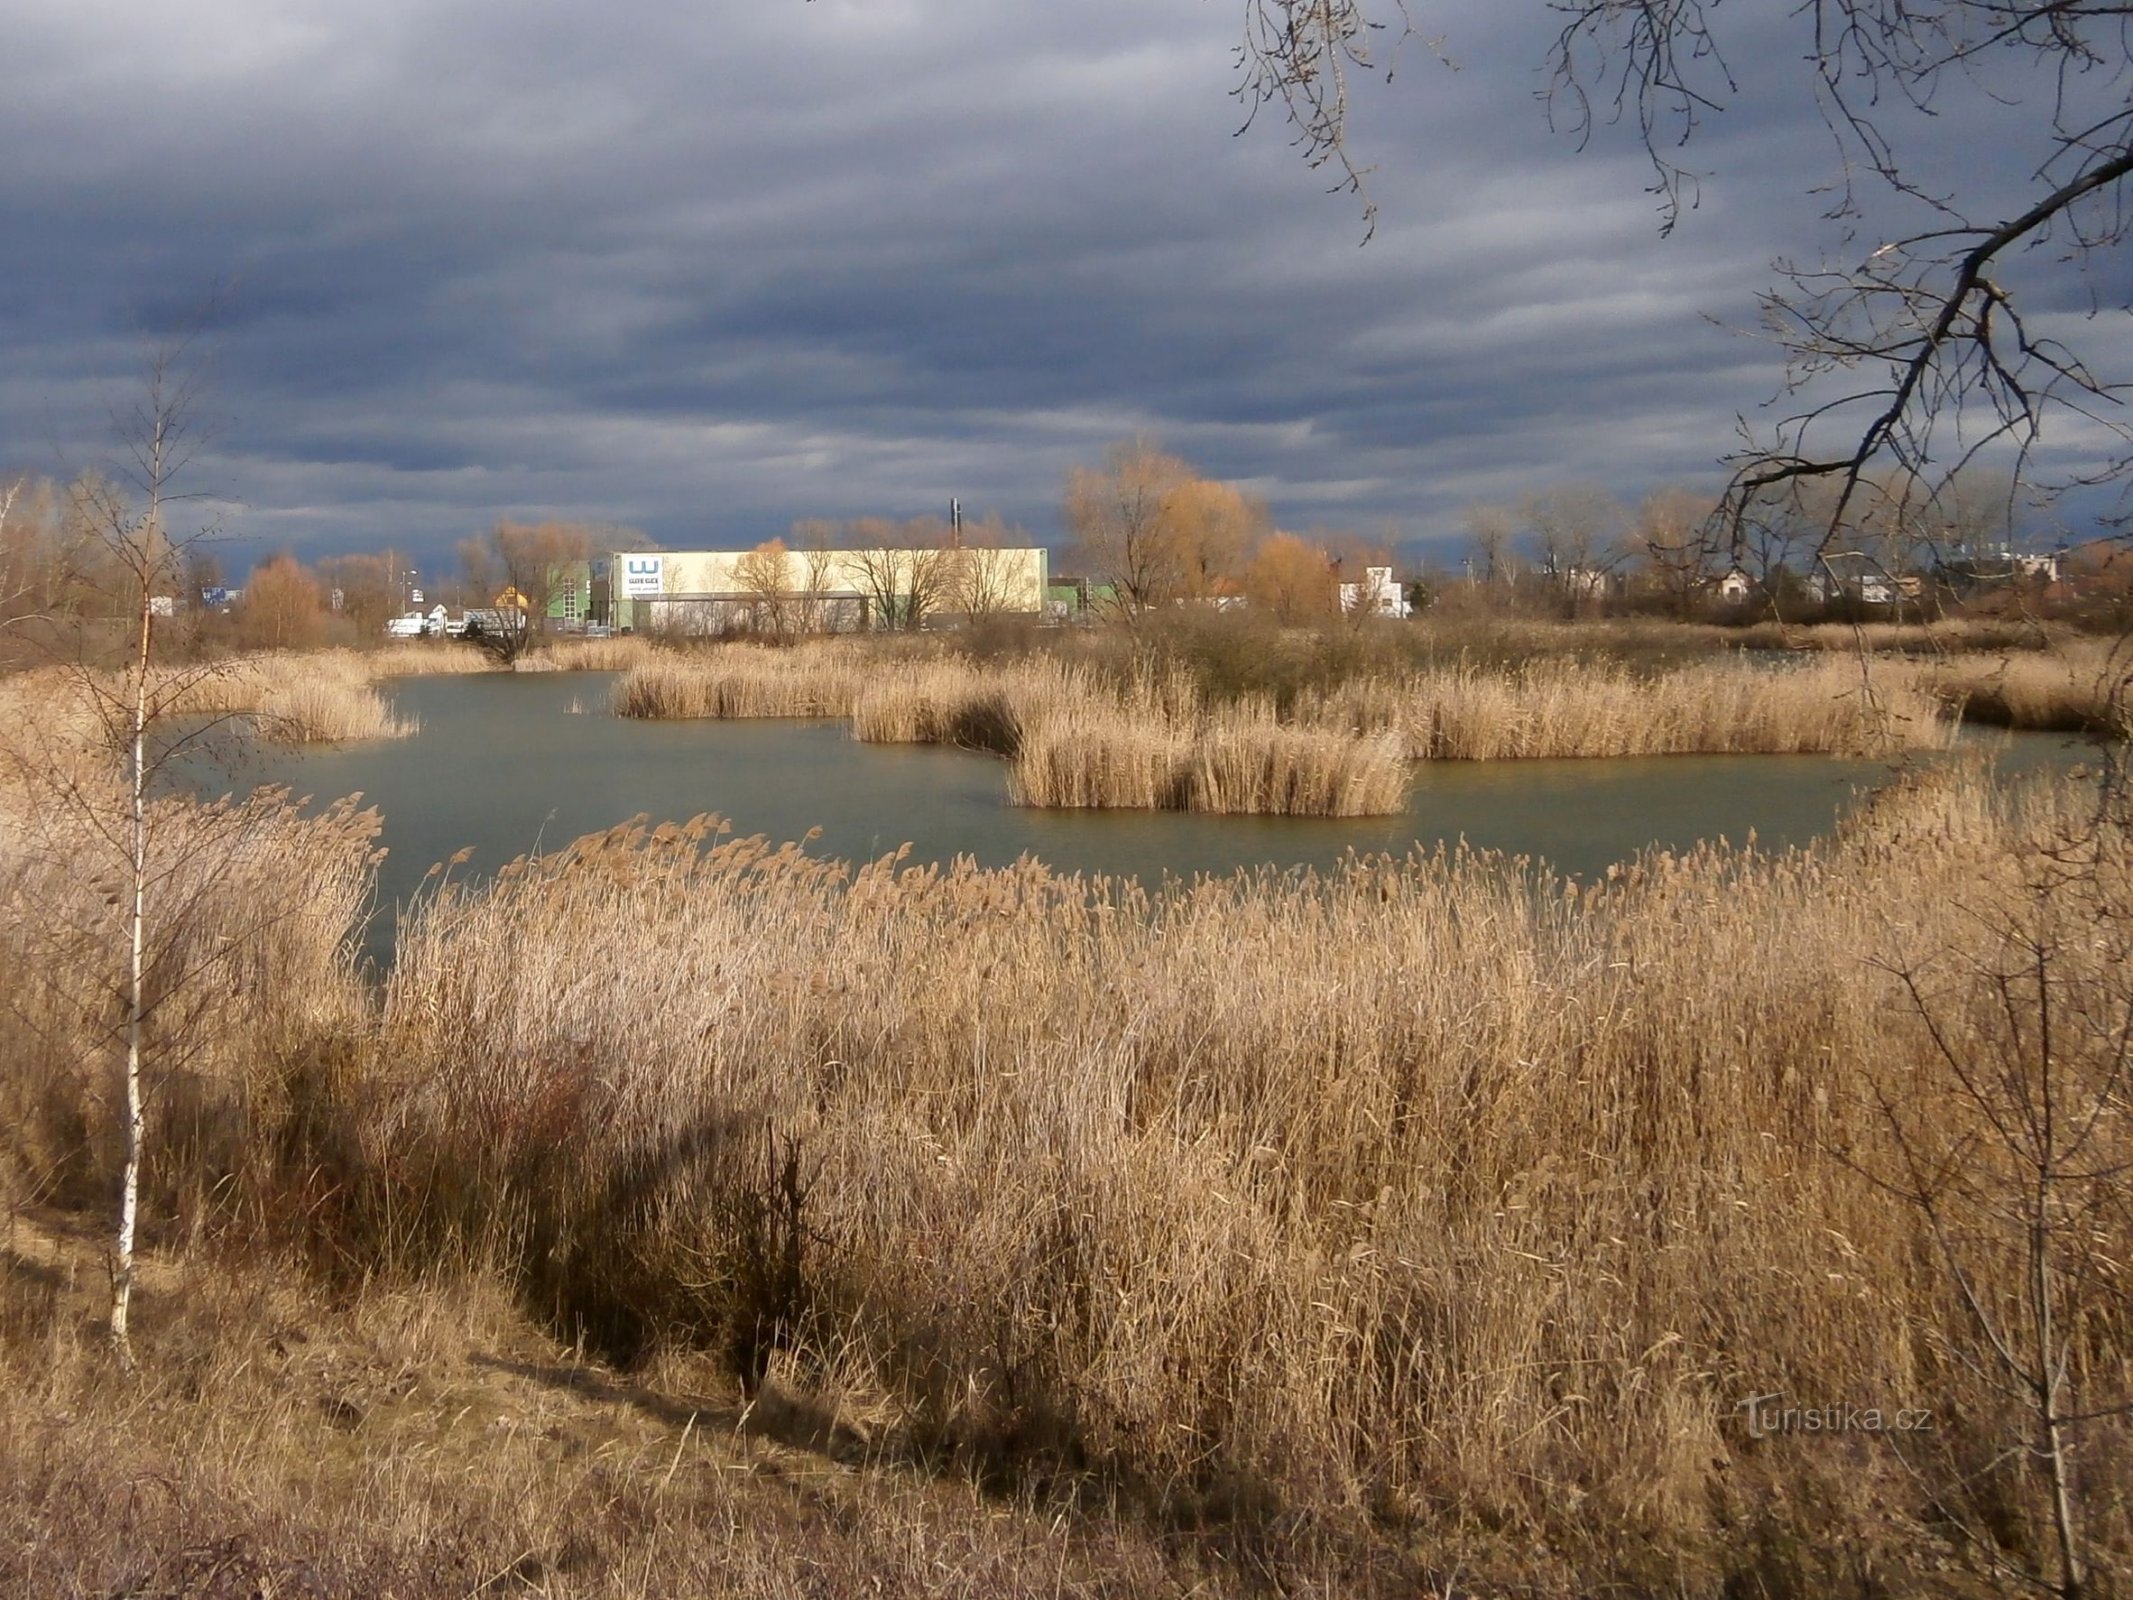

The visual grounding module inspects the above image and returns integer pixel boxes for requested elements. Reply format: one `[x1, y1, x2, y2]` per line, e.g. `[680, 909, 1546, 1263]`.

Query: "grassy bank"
[1, 1227, 1259, 1600]
[5, 735, 2128, 1593]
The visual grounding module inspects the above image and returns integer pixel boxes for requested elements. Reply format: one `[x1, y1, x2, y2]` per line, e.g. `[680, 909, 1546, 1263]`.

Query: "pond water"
[194, 672, 2088, 953]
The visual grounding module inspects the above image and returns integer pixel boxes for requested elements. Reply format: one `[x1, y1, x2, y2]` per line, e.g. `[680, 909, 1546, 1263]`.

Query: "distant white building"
[1806, 558, 1901, 606]
[1339, 565, 1411, 618]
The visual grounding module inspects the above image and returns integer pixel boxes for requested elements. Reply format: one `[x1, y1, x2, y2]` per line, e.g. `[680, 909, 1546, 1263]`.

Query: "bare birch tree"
[28, 343, 223, 1363]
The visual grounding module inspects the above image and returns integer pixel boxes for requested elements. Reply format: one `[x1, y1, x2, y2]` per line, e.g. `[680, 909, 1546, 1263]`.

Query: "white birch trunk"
[111, 594, 151, 1366]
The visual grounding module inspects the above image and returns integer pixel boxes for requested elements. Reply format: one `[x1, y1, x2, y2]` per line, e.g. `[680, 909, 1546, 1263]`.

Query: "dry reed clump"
[851, 657, 1021, 751]
[1909, 635, 2131, 736]
[364, 642, 496, 677]
[1297, 653, 1950, 759]
[857, 658, 1411, 815]
[612, 646, 868, 720]
[1183, 704, 1409, 815]
[357, 769, 2130, 1590]
[850, 655, 1112, 756]
[1006, 707, 1195, 809]
[153, 651, 417, 742]
[534, 634, 657, 673]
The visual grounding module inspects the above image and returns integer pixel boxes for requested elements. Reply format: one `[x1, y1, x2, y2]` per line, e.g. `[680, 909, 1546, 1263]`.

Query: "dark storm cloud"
[0, 0, 2090, 570]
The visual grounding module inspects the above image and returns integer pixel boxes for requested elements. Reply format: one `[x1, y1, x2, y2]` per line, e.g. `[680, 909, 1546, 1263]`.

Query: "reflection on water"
[193, 672, 2093, 950]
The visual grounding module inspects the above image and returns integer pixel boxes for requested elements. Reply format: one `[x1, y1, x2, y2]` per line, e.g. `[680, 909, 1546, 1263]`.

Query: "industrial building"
[611, 546, 1049, 633]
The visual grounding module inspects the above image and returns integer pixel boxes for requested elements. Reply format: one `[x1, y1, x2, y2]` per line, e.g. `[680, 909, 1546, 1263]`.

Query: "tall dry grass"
[535, 634, 658, 673]
[355, 767, 2128, 1591]
[614, 646, 870, 720]
[3, 742, 2129, 1590]
[623, 643, 1951, 814]
[365, 642, 497, 677]
[1296, 653, 1951, 759]
[155, 651, 418, 741]
[1908, 634, 2131, 736]
[0, 651, 416, 748]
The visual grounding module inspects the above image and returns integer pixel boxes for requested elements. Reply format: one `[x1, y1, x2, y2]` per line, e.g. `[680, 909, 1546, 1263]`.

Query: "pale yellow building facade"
[612, 546, 1047, 631]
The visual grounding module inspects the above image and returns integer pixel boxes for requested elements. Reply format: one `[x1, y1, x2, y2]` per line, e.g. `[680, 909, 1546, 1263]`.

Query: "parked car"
[385, 613, 428, 638]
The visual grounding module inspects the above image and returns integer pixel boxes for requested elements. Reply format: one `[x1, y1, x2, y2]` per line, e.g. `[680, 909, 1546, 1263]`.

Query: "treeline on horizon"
[12, 440, 2129, 673]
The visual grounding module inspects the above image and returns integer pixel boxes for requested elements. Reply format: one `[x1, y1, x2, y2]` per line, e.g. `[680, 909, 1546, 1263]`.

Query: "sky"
[2, 1, 2123, 575]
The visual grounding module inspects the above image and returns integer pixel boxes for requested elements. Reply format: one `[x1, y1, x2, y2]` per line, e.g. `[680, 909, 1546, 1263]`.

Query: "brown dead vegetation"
[3, 655, 2129, 1595]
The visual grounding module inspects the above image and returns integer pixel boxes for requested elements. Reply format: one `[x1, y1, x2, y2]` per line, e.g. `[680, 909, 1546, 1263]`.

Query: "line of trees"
[1061, 436, 1394, 623]
[1444, 469, 2125, 621]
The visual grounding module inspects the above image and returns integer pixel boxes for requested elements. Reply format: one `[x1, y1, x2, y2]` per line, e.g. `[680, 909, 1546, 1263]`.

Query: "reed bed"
[1296, 654, 1950, 759]
[618, 642, 1958, 813]
[355, 767, 2129, 1590]
[1909, 635, 2131, 736]
[852, 657, 1405, 815]
[364, 642, 497, 676]
[612, 646, 870, 720]
[535, 633, 658, 673]
[4, 748, 2130, 1590]
[0, 653, 417, 746]
[151, 651, 417, 742]
[1724, 617, 2061, 654]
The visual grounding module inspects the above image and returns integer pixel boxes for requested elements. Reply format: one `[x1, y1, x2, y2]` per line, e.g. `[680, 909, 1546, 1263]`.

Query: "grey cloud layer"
[0, 1, 2097, 565]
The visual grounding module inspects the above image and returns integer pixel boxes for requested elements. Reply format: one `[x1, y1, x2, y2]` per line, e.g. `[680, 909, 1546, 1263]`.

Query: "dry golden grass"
[357, 769, 2127, 1594]
[614, 646, 869, 720]
[536, 634, 659, 673]
[1296, 653, 1951, 759]
[3, 753, 2130, 1593]
[365, 641, 497, 676]
[1908, 635, 2131, 736]
[157, 651, 418, 742]
[0, 1229, 1246, 1600]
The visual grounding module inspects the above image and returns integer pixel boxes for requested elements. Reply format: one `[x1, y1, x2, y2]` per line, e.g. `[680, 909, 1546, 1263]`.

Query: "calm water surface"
[202, 673, 2088, 941]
